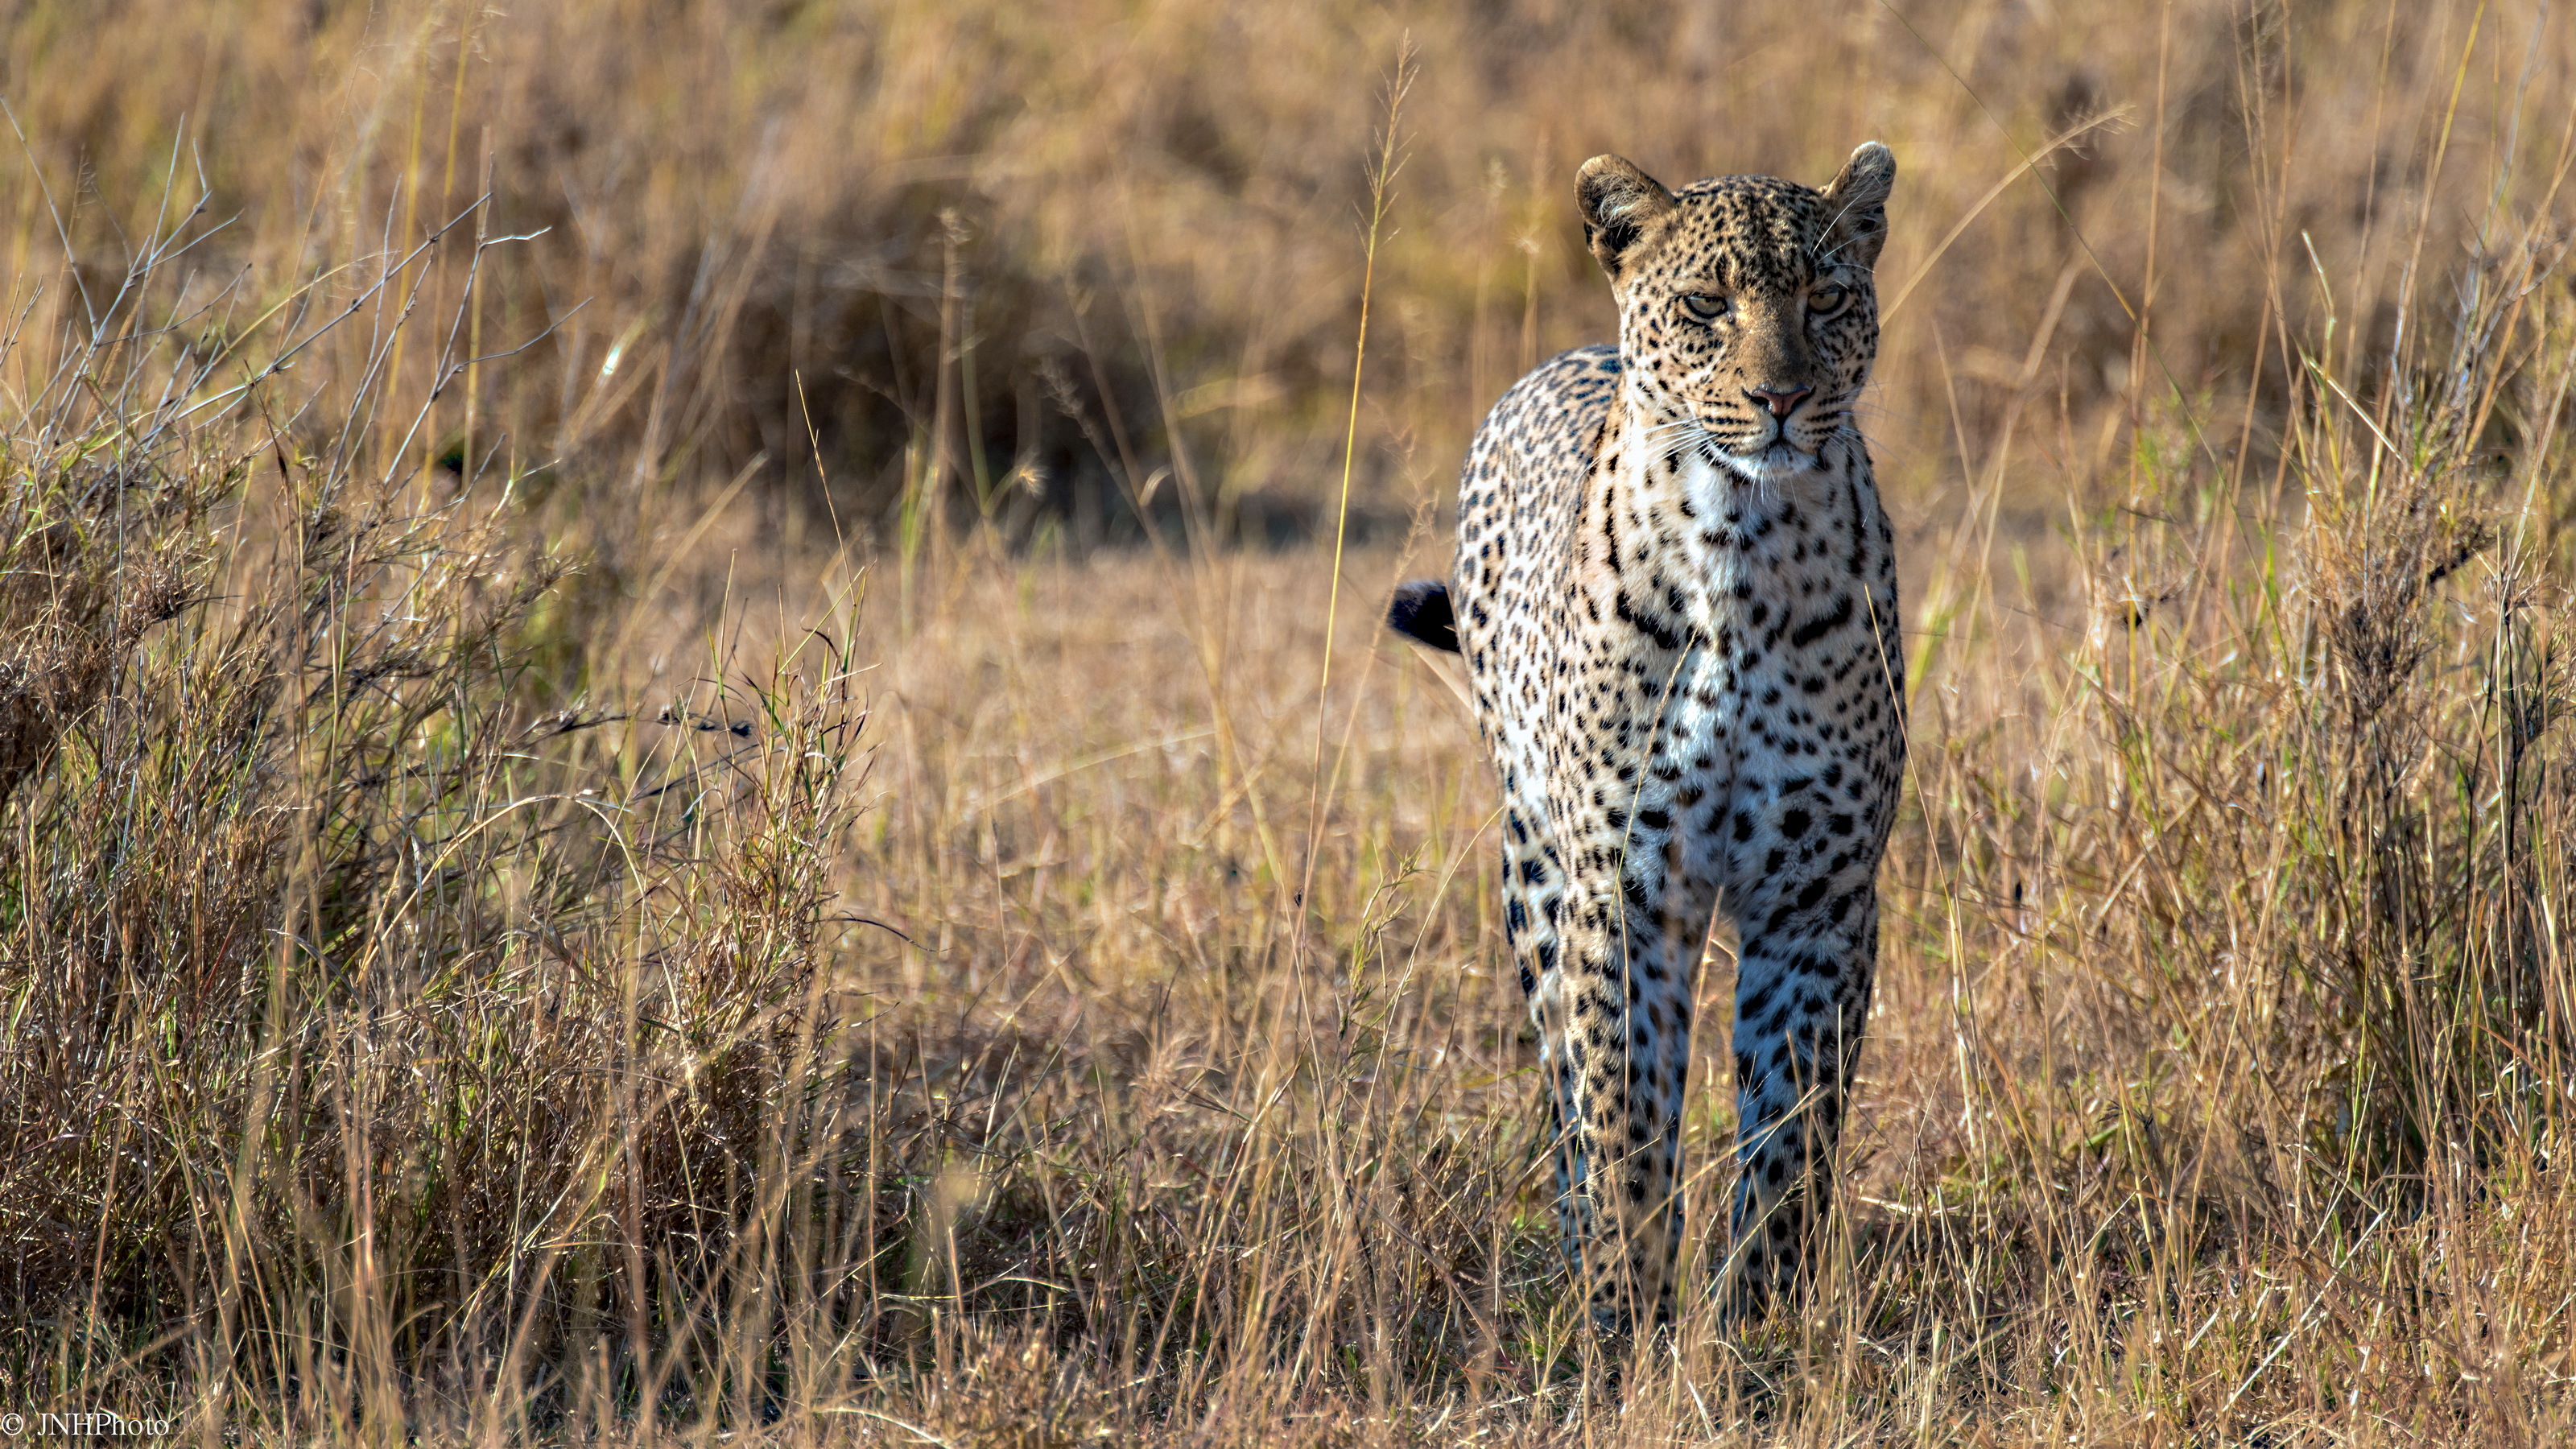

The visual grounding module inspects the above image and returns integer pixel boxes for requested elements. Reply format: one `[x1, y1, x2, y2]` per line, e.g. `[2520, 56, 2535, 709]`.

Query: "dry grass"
[4, 0, 2576, 1443]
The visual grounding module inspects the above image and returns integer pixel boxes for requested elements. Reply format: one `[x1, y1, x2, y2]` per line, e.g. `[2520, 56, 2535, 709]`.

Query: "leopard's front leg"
[1544, 825, 1714, 1331]
[1531, 625, 1724, 1333]
[1716, 790, 1889, 1317]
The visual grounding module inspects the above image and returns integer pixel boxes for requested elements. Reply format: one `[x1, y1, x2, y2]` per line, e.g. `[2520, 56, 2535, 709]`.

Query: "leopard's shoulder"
[1454, 345, 1620, 583]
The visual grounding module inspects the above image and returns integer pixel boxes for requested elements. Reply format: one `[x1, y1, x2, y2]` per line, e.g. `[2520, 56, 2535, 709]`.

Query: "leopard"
[1387, 142, 1905, 1331]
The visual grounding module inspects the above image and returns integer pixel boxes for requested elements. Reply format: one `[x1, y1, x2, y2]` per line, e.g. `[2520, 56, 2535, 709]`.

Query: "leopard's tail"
[1385, 579, 1460, 653]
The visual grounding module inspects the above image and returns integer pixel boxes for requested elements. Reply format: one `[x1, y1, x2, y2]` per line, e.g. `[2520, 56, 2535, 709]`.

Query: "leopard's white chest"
[1616, 437, 1883, 861]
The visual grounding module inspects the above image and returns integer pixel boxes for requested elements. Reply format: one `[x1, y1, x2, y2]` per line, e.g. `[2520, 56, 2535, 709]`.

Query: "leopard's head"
[1576, 142, 1895, 479]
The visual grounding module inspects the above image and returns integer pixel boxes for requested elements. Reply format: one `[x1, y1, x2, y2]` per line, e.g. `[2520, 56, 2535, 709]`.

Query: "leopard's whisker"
[1640, 417, 1715, 464]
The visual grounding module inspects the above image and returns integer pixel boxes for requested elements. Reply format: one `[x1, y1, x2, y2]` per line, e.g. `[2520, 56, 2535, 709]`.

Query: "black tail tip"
[1386, 579, 1459, 653]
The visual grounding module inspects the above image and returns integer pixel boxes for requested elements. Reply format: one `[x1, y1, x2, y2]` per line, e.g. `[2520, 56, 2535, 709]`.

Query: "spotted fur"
[1391, 143, 1905, 1327]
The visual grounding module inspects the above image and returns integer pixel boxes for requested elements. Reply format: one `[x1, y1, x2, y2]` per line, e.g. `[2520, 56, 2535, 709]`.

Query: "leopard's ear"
[1819, 142, 1896, 269]
[1575, 155, 1678, 278]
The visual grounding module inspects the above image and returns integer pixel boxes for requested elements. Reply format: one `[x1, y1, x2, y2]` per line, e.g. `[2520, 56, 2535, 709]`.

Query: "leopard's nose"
[1747, 386, 1812, 419]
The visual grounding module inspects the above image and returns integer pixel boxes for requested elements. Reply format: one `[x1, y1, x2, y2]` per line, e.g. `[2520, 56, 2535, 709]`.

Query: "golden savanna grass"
[4, 0, 2576, 1442]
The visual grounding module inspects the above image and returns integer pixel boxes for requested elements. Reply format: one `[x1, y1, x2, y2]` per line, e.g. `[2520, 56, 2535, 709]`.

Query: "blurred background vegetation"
[14, 0, 2557, 555]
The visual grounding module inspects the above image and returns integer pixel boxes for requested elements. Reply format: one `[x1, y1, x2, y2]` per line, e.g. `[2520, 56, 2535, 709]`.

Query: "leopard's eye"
[1807, 284, 1849, 316]
[1677, 293, 1728, 324]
